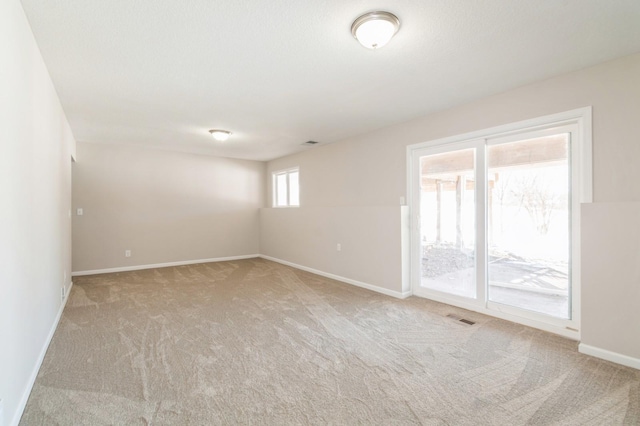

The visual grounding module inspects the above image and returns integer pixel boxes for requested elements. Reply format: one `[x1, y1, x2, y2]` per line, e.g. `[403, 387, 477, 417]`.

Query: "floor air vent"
[447, 313, 475, 325]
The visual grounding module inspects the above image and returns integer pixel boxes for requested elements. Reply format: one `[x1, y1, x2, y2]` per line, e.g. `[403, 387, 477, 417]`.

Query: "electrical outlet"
[63, 270, 67, 283]
[336, 243, 341, 252]
[125, 250, 131, 258]
[61, 286, 66, 301]
[76, 208, 83, 216]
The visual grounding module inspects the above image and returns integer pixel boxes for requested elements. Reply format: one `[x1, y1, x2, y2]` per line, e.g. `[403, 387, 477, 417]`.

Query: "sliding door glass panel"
[487, 134, 570, 318]
[420, 148, 476, 299]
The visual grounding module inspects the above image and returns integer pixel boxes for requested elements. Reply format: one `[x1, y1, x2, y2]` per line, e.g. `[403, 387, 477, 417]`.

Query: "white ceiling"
[20, 0, 640, 161]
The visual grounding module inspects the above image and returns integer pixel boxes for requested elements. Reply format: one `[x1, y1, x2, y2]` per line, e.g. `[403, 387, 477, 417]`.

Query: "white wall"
[262, 53, 640, 363]
[72, 142, 265, 273]
[260, 206, 409, 297]
[581, 203, 640, 365]
[0, 1, 76, 424]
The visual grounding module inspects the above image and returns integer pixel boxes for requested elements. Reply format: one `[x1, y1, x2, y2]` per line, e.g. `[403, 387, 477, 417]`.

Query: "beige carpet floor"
[20, 258, 640, 425]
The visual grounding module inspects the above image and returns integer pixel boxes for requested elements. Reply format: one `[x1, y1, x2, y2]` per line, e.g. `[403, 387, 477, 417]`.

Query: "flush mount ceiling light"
[351, 11, 400, 49]
[209, 129, 231, 142]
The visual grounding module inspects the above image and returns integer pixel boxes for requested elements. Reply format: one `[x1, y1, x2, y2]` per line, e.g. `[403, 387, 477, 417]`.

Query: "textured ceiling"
[19, 0, 640, 161]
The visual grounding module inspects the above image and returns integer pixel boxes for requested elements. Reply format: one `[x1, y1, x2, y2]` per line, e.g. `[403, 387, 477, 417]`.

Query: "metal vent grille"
[447, 313, 475, 325]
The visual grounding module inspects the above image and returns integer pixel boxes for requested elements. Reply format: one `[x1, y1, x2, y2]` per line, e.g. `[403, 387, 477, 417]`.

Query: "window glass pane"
[420, 148, 476, 299]
[289, 171, 299, 206]
[487, 134, 570, 319]
[275, 173, 288, 207]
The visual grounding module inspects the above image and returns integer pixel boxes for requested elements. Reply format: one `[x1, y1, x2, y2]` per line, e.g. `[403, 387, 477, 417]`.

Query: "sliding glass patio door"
[486, 133, 571, 319]
[417, 142, 483, 301]
[409, 112, 590, 335]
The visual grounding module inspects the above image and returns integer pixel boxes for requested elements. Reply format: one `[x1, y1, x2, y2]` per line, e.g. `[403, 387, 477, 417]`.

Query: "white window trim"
[272, 167, 300, 208]
[406, 107, 592, 340]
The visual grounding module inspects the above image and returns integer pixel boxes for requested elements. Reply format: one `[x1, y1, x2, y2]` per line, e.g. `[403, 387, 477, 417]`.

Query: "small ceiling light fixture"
[209, 129, 232, 142]
[351, 11, 400, 49]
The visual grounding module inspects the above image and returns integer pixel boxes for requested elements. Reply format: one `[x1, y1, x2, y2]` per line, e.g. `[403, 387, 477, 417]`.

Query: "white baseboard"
[72, 254, 260, 276]
[260, 255, 411, 300]
[579, 343, 640, 370]
[11, 281, 74, 426]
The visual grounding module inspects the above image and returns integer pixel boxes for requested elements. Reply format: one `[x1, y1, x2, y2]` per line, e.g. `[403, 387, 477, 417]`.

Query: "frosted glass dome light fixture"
[351, 11, 400, 49]
[209, 129, 231, 141]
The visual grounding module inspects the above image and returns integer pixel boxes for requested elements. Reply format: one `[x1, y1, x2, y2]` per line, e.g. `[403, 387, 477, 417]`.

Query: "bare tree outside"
[510, 175, 564, 235]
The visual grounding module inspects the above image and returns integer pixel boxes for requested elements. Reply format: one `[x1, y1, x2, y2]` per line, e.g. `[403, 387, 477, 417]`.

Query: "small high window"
[272, 168, 299, 207]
